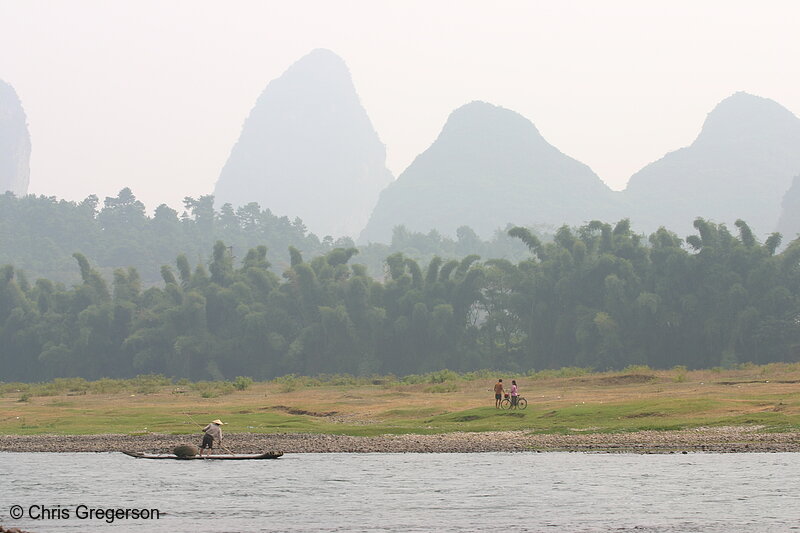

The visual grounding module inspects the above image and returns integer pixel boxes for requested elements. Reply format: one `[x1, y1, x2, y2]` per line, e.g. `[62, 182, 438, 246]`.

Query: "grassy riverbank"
[2, 364, 800, 437]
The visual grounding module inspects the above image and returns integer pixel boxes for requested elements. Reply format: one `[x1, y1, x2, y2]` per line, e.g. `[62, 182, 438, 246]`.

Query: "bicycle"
[500, 393, 527, 410]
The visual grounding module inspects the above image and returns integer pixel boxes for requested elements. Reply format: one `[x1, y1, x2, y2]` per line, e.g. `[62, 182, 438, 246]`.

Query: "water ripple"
[1, 452, 800, 532]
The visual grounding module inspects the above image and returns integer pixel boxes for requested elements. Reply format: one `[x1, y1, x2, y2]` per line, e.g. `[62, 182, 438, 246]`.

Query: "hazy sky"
[1, 0, 799, 214]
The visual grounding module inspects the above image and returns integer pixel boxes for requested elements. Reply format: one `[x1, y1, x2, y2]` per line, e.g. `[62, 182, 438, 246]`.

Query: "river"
[1, 451, 798, 532]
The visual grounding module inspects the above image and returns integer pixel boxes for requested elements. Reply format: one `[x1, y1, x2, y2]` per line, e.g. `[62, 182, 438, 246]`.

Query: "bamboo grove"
[2, 218, 800, 381]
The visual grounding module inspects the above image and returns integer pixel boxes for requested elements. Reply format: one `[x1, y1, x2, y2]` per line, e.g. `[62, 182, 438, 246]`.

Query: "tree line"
[0, 189, 531, 285]
[2, 216, 799, 382]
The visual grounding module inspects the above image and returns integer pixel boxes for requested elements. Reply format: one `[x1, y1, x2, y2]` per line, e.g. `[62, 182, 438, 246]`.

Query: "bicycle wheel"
[500, 398, 511, 409]
[517, 397, 528, 409]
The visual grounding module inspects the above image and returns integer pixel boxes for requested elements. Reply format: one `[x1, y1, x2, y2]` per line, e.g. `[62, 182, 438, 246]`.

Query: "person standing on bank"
[510, 380, 519, 409]
[200, 419, 226, 457]
[494, 379, 505, 408]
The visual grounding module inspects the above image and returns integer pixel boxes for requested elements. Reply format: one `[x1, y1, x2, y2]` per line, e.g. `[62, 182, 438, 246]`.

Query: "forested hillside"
[2, 217, 798, 382]
[0, 189, 320, 283]
[0, 190, 533, 285]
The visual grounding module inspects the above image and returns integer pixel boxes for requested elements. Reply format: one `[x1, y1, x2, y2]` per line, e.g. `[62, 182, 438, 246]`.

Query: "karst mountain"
[621, 92, 800, 237]
[776, 175, 800, 241]
[214, 49, 393, 238]
[0, 80, 31, 196]
[214, 50, 800, 245]
[359, 101, 619, 243]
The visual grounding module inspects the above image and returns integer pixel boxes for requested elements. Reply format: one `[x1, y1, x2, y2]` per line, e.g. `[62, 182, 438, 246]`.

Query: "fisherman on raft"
[199, 419, 226, 457]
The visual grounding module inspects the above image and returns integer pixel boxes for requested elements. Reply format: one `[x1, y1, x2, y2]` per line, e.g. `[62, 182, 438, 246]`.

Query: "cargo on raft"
[122, 451, 283, 460]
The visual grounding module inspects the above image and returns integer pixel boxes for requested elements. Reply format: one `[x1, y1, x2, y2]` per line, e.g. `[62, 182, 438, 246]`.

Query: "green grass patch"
[381, 407, 442, 418]
[5, 364, 800, 436]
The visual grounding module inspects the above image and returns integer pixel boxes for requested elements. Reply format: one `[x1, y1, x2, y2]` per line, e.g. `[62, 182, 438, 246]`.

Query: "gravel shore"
[2, 427, 800, 454]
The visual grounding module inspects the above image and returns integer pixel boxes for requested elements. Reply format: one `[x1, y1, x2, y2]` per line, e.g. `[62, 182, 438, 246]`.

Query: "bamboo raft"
[122, 451, 283, 460]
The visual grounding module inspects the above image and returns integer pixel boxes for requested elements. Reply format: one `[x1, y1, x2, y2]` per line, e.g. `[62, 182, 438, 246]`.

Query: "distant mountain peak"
[359, 101, 616, 243]
[694, 91, 799, 147]
[623, 91, 800, 236]
[214, 50, 393, 238]
[0, 79, 31, 196]
[277, 48, 350, 82]
[300, 47, 346, 62]
[444, 101, 542, 134]
[432, 101, 549, 153]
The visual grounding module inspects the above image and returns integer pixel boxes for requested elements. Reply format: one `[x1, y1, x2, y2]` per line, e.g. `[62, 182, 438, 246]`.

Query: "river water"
[1, 451, 799, 532]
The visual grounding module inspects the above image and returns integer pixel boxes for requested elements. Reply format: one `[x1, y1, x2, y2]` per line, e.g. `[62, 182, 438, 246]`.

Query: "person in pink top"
[510, 380, 519, 409]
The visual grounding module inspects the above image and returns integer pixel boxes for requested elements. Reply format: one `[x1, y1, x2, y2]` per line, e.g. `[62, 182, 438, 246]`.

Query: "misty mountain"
[0, 80, 31, 196]
[776, 174, 800, 241]
[621, 92, 800, 237]
[359, 101, 618, 243]
[214, 49, 393, 238]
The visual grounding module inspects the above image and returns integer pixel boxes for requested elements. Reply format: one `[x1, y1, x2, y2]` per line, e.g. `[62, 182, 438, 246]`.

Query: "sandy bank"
[2, 427, 800, 454]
